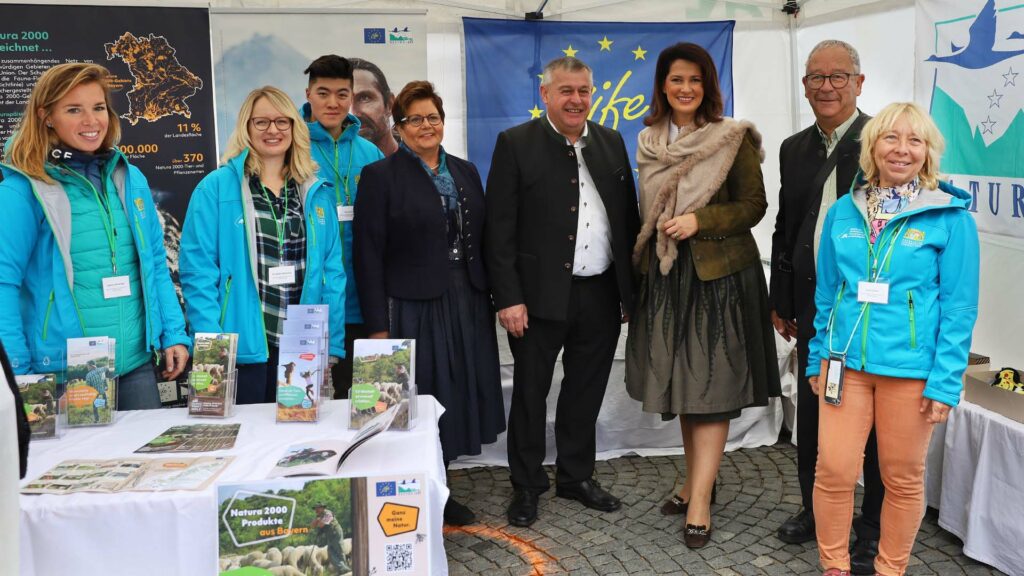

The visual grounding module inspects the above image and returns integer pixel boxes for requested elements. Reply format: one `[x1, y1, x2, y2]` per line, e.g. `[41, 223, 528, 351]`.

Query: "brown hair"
[6, 63, 122, 182]
[392, 80, 445, 126]
[645, 43, 724, 127]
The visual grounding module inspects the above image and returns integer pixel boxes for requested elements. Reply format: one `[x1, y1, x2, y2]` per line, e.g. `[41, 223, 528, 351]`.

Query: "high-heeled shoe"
[659, 482, 717, 515]
[683, 522, 712, 548]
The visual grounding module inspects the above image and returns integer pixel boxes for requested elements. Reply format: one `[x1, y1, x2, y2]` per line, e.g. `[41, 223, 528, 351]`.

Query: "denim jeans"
[116, 361, 161, 411]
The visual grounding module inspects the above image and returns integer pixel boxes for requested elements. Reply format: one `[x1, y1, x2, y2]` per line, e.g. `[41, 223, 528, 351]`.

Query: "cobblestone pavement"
[444, 442, 1006, 575]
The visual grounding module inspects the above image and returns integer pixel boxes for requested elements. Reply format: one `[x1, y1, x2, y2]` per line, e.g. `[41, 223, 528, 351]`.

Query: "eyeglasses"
[803, 73, 858, 89]
[250, 117, 293, 131]
[400, 114, 443, 128]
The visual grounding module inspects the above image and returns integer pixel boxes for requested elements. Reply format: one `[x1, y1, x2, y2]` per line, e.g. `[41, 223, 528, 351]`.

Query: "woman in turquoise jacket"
[0, 63, 190, 410]
[807, 102, 979, 576]
[180, 86, 345, 405]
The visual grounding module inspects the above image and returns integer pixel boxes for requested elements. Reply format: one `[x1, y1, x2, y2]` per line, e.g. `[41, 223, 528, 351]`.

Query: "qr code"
[385, 542, 414, 572]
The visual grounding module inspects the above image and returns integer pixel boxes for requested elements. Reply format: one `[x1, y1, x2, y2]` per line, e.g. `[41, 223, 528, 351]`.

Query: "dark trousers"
[797, 337, 883, 540]
[236, 345, 280, 405]
[332, 323, 369, 399]
[506, 271, 621, 492]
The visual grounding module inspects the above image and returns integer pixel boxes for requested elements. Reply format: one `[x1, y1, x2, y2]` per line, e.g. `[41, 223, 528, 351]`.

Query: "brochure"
[15, 373, 59, 439]
[217, 472, 428, 575]
[267, 404, 398, 478]
[275, 336, 323, 423]
[189, 333, 238, 417]
[284, 304, 331, 396]
[65, 337, 116, 426]
[350, 339, 416, 430]
[135, 423, 241, 453]
[22, 456, 234, 494]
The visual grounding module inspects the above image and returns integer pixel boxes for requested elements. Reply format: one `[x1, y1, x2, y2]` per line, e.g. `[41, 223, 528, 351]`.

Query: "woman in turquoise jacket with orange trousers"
[807, 102, 979, 576]
[180, 86, 345, 405]
[0, 63, 190, 410]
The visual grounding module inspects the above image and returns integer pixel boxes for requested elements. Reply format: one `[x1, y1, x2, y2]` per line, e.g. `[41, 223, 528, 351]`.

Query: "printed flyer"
[217, 473, 428, 575]
[350, 339, 416, 430]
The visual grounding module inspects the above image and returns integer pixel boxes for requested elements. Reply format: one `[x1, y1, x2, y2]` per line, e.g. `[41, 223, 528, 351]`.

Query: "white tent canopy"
[2, 0, 1019, 369]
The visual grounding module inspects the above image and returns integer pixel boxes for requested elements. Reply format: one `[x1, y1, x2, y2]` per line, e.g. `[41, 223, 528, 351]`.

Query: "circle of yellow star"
[632, 45, 647, 60]
[528, 105, 543, 119]
[562, 44, 578, 58]
[598, 36, 614, 52]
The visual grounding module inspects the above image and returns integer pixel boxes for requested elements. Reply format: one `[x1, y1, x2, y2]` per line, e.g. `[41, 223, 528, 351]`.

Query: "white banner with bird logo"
[916, 0, 1024, 239]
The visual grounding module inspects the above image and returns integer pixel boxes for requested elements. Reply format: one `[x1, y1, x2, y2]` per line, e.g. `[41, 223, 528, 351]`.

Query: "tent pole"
[788, 9, 802, 134]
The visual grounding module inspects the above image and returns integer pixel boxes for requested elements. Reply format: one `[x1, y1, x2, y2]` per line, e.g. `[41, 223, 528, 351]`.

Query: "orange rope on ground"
[443, 524, 559, 575]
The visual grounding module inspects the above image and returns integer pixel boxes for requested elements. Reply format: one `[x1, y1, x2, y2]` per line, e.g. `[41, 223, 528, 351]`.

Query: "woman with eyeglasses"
[353, 81, 504, 526]
[180, 86, 345, 405]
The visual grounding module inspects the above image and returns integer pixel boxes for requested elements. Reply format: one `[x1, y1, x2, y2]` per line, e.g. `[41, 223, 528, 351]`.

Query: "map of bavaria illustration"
[104, 32, 203, 124]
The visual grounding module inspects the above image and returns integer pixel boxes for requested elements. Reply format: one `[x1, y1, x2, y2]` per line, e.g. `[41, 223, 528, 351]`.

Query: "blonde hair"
[859, 102, 945, 190]
[221, 86, 317, 183]
[6, 63, 122, 183]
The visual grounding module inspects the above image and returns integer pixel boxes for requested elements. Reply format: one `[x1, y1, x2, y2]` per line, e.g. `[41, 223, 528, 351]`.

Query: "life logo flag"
[916, 0, 1024, 238]
[463, 18, 734, 184]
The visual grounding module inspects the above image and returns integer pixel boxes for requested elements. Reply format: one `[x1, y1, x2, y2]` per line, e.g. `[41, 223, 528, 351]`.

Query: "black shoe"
[555, 478, 621, 512]
[444, 496, 476, 526]
[849, 537, 879, 575]
[507, 488, 538, 527]
[776, 509, 816, 544]
[683, 523, 713, 549]
[661, 482, 718, 516]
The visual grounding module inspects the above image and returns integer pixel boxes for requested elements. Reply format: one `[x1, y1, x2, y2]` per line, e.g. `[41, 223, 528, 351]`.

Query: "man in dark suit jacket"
[770, 40, 882, 575]
[485, 57, 640, 528]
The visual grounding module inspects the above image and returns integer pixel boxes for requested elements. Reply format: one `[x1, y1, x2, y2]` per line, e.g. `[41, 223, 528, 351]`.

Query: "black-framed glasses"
[401, 114, 443, 127]
[250, 117, 293, 131]
[803, 73, 857, 89]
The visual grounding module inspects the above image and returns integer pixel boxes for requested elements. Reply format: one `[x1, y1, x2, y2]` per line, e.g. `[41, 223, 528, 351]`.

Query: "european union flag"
[464, 18, 734, 183]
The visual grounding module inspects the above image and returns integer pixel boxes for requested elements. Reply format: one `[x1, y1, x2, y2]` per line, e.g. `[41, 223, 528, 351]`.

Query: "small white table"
[19, 397, 449, 576]
[926, 399, 1024, 575]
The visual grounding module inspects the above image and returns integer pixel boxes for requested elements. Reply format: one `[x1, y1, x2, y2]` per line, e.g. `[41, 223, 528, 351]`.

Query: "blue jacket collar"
[301, 102, 361, 145]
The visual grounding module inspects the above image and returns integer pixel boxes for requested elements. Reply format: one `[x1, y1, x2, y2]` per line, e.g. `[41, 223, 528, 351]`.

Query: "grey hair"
[541, 56, 594, 86]
[806, 39, 861, 73]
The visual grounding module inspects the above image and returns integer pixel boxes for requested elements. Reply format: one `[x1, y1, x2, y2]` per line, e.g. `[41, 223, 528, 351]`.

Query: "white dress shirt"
[547, 116, 613, 277]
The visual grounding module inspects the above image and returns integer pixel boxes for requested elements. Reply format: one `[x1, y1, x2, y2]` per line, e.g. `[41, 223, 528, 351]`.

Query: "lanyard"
[827, 218, 907, 356]
[258, 181, 290, 249]
[316, 140, 355, 206]
[66, 167, 119, 275]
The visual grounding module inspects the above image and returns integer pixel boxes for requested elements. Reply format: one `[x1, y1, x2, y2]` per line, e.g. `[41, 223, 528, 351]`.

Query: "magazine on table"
[135, 423, 241, 453]
[349, 339, 416, 430]
[267, 403, 399, 478]
[65, 337, 116, 426]
[217, 472, 429, 575]
[16, 373, 59, 439]
[22, 456, 234, 494]
[189, 333, 238, 417]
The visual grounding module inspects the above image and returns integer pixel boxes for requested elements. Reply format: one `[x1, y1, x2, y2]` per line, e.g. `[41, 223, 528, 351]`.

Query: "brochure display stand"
[14, 348, 64, 440]
[188, 369, 238, 418]
[350, 339, 417, 430]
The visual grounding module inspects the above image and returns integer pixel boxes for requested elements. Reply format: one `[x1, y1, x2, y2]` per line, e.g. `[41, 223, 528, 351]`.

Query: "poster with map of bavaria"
[0, 4, 216, 280]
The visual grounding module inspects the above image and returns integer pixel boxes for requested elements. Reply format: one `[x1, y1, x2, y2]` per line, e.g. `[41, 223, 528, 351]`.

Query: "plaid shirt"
[249, 175, 306, 348]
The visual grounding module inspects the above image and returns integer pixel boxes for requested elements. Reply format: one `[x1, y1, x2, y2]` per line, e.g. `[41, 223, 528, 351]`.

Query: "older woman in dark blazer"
[353, 80, 505, 527]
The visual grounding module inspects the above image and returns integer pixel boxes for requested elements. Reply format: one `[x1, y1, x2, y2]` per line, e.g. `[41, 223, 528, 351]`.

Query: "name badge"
[824, 352, 846, 406]
[337, 205, 355, 222]
[102, 276, 132, 299]
[268, 265, 296, 286]
[857, 281, 889, 305]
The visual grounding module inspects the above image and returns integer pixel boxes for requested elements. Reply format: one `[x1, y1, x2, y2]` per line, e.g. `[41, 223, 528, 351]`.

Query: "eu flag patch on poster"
[364, 28, 385, 44]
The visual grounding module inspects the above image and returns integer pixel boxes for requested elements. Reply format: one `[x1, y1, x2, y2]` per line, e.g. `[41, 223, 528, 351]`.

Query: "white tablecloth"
[926, 400, 1024, 575]
[19, 397, 448, 576]
[456, 325, 786, 467]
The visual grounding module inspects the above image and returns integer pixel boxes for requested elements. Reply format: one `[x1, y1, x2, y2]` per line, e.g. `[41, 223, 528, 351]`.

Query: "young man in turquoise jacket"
[301, 55, 384, 397]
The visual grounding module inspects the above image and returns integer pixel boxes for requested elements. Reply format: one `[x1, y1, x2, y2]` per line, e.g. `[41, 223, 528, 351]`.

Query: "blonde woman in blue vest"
[0, 63, 190, 409]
